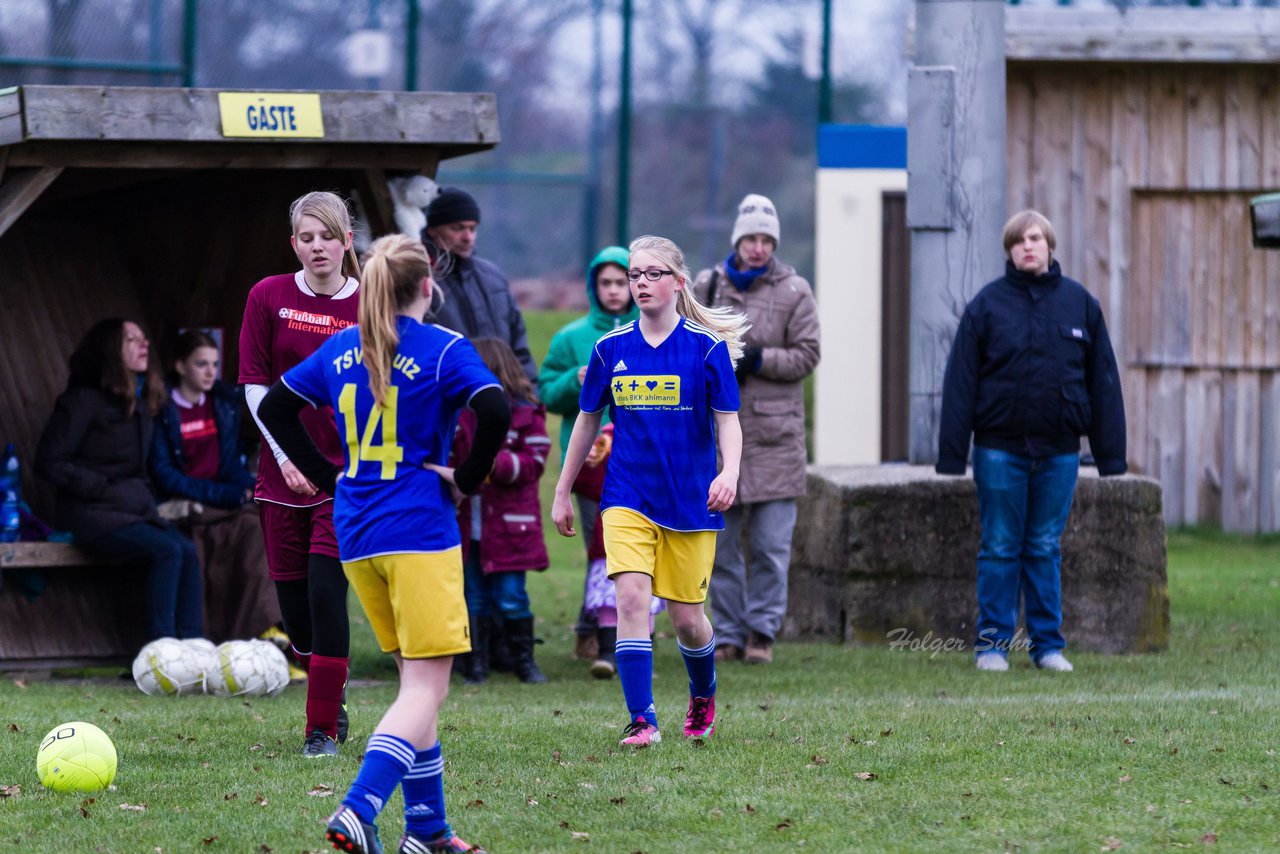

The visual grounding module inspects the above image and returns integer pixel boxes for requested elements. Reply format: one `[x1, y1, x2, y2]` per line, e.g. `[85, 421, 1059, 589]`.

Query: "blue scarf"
[722, 253, 768, 292]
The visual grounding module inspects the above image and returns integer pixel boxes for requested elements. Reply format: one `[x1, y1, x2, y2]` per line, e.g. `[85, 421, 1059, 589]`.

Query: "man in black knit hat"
[423, 187, 537, 383]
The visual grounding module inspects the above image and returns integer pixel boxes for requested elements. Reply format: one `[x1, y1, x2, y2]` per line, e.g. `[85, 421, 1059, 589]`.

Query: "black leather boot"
[464, 613, 489, 685]
[506, 616, 548, 684]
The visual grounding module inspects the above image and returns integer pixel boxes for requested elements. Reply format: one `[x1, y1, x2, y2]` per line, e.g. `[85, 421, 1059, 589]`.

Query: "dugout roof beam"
[0, 85, 500, 240]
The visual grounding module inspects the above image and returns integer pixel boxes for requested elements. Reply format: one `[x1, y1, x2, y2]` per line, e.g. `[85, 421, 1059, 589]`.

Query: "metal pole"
[819, 0, 833, 124]
[906, 0, 1006, 464]
[366, 0, 381, 90]
[405, 0, 419, 91]
[616, 0, 633, 247]
[181, 0, 198, 87]
[149, 0, 163, 85]
[584, 0, 604, 264]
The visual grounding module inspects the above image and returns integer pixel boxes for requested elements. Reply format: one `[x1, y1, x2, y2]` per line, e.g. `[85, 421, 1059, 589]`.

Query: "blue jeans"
[972, 447, 1079, 662]
[463, 541, 532, 619]
[85, 521, 203, 641]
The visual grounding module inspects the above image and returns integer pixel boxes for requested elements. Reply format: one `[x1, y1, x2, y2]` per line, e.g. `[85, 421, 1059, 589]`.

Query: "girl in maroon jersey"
[150, 329, 279, 643]
[239, 191, 360, 756]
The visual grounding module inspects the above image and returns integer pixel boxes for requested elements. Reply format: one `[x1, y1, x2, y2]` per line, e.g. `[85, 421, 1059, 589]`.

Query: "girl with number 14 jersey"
[260, 234, 508, 854]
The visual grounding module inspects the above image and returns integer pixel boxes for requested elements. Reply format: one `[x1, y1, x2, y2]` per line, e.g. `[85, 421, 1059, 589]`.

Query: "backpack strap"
[705, 267, 721, 307]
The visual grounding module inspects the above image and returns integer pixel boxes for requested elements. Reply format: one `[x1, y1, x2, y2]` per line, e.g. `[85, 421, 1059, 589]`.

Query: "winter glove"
[735, 345, 763, 383]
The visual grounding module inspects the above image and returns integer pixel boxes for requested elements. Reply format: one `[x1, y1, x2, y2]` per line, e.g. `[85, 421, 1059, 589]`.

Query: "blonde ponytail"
[629, 235, 751, 363]
[358, 234, 433, 406]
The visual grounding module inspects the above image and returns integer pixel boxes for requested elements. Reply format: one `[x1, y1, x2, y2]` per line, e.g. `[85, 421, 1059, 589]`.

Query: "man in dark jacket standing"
[423, 187, 537, 384]
[937, 210, 1126, 673]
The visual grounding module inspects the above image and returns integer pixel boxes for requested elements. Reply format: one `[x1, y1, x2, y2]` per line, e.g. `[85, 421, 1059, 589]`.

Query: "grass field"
[2, 312, 1279, 852]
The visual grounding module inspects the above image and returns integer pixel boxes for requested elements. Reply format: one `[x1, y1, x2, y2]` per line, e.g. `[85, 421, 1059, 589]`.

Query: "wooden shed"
[1003, 6, 1280, 532]
[0, 84, 497, 519]
[0, 85, 496, 666]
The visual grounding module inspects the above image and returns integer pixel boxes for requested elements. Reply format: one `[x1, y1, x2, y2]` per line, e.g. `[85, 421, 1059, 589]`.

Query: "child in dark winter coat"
[453, 337, 552, 684]
[150, 329, 281, 644]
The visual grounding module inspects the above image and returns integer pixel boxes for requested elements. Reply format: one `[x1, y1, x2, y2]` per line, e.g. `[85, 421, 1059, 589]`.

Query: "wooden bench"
[0, 542, 146, 670]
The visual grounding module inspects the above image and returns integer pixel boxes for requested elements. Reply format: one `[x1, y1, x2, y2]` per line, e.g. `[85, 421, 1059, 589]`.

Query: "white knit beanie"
[730, 193, 781, 249]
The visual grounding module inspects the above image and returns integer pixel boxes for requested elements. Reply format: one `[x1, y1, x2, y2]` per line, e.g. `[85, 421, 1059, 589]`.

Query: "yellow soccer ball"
[36, 721, 117, 792]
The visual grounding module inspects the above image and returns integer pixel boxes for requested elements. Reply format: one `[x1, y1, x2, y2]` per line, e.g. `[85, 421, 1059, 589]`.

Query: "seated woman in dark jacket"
[151, 330, 280, 643]
[36, 317, 203, 642]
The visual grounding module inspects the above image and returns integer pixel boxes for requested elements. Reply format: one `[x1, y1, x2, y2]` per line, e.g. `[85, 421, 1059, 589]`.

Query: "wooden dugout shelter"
[0, 84, 496, 665]
[1002, 6, 1280, 532]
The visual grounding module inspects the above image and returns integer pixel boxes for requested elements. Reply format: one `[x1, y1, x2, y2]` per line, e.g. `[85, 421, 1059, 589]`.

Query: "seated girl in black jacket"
[36, 318, 203, 643]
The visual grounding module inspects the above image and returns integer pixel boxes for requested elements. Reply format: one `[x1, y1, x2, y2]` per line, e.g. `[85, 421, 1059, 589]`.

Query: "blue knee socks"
[615, 637, 656, 727]
[401, 741, 448, 839]
[343, 733, 415, 824]
[678, 634, 717, 698]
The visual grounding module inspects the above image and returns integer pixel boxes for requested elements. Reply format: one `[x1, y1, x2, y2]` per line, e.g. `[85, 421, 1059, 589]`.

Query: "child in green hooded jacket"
[539, 247, 652, 676]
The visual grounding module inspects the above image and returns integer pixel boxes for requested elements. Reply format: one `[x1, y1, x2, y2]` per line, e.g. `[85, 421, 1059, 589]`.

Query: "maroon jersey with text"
[176, 393, 219, 481]
[239, 271, 359, 506]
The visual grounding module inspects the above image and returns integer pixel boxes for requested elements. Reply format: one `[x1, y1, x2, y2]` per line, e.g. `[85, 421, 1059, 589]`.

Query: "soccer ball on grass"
[206, 639, 290, 698]
[131, 637, 205, 696]
[35, 721, 117, 792]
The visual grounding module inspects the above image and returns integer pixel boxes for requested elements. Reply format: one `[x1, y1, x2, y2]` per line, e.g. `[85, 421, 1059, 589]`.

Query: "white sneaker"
[1035, 652, 1074, 672]
[975, 652, 1009, 671]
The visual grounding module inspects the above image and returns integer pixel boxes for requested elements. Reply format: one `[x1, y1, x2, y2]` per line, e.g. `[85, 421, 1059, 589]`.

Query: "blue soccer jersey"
[579, 318, 739, 531]
[283, 316, 501, 561]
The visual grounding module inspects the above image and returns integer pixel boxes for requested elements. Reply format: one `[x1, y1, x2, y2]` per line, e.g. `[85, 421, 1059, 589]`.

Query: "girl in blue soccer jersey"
[259, 234, 508, 854]
[552, 235, 747, 747]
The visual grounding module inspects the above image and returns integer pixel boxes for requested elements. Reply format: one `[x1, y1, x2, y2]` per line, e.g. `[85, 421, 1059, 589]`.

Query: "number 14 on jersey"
[337, 384, 404, 480]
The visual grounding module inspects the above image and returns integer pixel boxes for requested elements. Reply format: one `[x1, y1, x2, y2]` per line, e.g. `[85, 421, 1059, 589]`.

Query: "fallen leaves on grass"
[253, 792, 268, 806]
[775, 819, 793, 831]
[201, 835, 218, 845]
[119, 803, 147, 812]
[1101, 837, 1122, 850]
[1119, 775, 1132, 783]
[810, 754, 828, 766]
[0, 785, 20, 798]
[466, 799, 484, 808]
[224, 792, 238, 801]
[610, 796, 625, 805]
[527, 797, 539, 806]
[854, 772, 878, 781]
[571, 831, 589, 841]
[744, 804, 756, 814]
[12, 679, 27, 690]
[1200, 833, 1218, 844]
[6, 723, 19, 732]
[249, 743, 264, 752]
[306, 785, 333, 798]
[1123, 738, 1136, 745]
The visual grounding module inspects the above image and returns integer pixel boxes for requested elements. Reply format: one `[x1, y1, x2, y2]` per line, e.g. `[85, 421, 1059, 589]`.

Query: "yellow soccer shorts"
[342, 547, 470, 659]
[601, 507, 717, 604]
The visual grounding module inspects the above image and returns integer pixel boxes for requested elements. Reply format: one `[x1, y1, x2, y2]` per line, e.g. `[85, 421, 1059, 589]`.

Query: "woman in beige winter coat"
[692, 194, 821, 664]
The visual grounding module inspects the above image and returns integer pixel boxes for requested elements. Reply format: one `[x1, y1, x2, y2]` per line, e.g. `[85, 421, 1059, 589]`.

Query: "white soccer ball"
[252, 640, 291, 698]
[132, 637, 205, 696]
[206, 640, 289, 698]
[180, 638, 219, 694]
